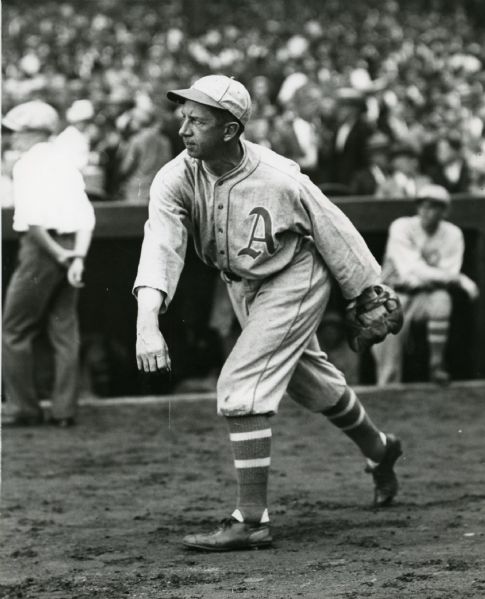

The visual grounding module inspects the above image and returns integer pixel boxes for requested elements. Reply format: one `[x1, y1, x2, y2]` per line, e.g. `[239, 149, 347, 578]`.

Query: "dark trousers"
[2, 233, 80, 419]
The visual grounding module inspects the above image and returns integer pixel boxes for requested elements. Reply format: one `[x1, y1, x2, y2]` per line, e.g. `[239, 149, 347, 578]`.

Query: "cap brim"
[2, 118, 22, 132]
[167, 88, 224, 110]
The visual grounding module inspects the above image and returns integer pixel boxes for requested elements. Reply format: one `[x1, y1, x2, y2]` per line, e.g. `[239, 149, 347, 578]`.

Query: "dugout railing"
[2, 196, 485, 392]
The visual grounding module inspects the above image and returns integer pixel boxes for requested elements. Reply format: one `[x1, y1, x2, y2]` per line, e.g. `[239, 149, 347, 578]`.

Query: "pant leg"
[286, 335, 347, 412]
[217, 242, 333, 416]
[2, 236, 65, 418]
[47, 282, 80, 419]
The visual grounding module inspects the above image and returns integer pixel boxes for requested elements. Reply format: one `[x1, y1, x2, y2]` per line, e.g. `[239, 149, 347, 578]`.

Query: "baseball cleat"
[182, 517, 272, 552]
[366, 434, 402, 507]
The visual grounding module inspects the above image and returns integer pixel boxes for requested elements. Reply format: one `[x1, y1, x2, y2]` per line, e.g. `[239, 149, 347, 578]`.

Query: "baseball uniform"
[134, 140, 381, 415]
[372, 214, 464, 384]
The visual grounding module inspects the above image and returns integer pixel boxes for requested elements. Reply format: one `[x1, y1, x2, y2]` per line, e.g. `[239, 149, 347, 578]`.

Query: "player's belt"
[222, 271, 242, 283]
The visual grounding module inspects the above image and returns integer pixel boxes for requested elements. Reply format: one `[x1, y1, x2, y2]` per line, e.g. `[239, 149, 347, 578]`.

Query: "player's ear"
[223, 121, 240, 142]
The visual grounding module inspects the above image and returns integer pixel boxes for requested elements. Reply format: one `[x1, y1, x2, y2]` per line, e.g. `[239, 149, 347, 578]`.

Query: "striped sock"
[427, 318, 449, 369]
[322, 387, 386, 463]
[226, 415, 271, 524]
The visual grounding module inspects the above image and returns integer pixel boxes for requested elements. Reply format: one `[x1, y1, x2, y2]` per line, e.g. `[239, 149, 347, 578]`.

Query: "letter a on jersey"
[238, 207, 276, 259]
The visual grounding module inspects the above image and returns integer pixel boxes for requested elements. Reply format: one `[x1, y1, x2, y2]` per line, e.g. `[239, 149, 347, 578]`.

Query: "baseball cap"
[2, 100, 59, 133]
[167, 75, 252, 127]
[416, 184, 451, 206]
[66, 99, 94, 123]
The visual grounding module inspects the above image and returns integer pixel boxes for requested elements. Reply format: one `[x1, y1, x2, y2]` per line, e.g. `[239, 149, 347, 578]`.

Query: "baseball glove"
[345, 284, 403, 352]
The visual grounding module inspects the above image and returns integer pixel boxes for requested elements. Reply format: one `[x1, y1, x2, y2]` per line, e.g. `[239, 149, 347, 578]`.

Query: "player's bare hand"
[136, 327, 171, 373]
[67, 257, 85, 288]
[458, 273, 479, 301]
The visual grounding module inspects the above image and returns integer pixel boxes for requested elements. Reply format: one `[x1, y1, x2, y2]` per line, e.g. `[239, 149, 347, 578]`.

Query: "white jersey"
[381, 215, 464, 289]
[12, 141, 95, 234]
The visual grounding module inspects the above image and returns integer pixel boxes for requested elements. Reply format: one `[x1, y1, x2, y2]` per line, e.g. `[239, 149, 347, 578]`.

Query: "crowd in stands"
[2, 0, 485, 203]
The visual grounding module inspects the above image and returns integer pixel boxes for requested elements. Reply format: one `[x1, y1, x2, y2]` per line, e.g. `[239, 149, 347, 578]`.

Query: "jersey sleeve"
[297, 179, 381, 299]
[133, 165, 190, 311]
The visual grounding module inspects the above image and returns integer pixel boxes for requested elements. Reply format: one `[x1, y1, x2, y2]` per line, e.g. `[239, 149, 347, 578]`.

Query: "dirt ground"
[1, 382, 485, 599]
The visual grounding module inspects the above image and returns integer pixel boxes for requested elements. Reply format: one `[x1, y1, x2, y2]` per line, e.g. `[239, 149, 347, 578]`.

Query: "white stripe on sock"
[230, 429, 272, 442]
[232, 508, 244, 522]
[327, 391, 356, 420]
[234, 457, 271, 469]
[339, 405, 365, 431]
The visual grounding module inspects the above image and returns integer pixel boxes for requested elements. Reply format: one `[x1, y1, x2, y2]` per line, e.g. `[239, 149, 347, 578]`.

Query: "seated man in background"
[372, 184, 479, 385]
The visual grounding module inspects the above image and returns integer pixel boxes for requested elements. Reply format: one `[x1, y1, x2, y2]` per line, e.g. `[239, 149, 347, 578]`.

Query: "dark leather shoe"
[366, 434, 403, 507]
[183, 517, 272, 552]
[2, 413, 44, 427]
[50, 417, 76, 428]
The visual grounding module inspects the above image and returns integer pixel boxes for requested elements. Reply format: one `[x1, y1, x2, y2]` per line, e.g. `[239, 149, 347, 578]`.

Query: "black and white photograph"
[1, 0, 485, 597]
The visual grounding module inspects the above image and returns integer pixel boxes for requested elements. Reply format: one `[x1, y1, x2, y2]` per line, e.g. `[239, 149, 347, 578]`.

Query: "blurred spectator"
[326, 88, 373, 191]
[54, 99, 106, 200]
[372, 184, 479, 386]
[428, 132, 472, 193]
[118, 104, 172, 203]
[350, 131, 392, 196]
[55, 99, 94, 171]
[376, 143, 430, 198]
[2, 0, 484, 201]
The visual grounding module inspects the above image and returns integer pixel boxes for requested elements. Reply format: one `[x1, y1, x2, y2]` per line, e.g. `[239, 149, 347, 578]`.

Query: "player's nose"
[179, 119, 191, 137]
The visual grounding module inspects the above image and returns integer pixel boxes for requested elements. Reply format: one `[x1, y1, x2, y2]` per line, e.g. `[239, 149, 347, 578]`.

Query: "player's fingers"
[136, 355, 143, 371]
[155, 353, 167, 371]
[147, 354, 158, 372]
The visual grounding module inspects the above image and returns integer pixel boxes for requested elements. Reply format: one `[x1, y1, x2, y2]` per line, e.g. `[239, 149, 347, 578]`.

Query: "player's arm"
[135, 286, 171, 373]
[297, 183, 381, 299]
[67, 228, 94, 288]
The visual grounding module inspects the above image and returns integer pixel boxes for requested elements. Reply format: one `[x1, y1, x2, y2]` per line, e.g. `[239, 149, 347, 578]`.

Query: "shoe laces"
[219, 517, 239, 529]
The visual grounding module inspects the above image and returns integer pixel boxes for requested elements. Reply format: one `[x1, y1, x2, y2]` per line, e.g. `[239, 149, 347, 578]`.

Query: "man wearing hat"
[134, 75, 403, 551]
[372, 184, 479, 385]
[2, 100, 95, 427]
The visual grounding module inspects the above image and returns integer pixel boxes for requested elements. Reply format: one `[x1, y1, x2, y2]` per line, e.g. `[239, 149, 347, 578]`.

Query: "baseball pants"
[2, 233, 80, 420]
[217, 241, 347, 416]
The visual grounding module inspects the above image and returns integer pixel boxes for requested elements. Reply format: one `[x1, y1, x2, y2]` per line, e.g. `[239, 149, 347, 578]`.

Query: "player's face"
[417, 199, 447, 232]
[178, 101, 227, 160]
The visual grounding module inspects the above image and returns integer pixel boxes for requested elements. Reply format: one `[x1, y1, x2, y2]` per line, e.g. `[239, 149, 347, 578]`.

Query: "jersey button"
[218, 228, 223, 233]
[218, 204, 223, 209]
[219, 250, 225, 255]
[218, 181, 223, 186]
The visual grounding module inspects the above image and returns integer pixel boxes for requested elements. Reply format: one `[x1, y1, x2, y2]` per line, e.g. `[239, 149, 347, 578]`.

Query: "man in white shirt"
[372, 184, 478, 385]
[2, 101, 96, 427]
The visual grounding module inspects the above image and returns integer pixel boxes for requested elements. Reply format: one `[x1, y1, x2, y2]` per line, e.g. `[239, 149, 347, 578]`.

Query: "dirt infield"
[1, 383, 485, 599]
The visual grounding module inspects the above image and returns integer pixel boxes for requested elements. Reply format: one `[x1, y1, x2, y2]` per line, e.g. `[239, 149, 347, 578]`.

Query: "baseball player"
[134, 75, 403, 551]
[372, 184, 479, 386]
[2, 101, 95, 427]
